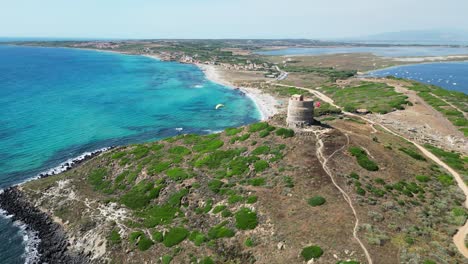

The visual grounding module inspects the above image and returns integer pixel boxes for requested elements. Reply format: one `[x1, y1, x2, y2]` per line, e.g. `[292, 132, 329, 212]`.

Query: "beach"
[197, 63, 279, 120]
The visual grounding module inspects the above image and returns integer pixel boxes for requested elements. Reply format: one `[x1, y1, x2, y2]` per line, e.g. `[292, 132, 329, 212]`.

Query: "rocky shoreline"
[0, 187, 90, 264]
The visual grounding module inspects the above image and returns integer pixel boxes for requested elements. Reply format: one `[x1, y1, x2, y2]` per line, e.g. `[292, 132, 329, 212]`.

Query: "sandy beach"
[197, 64, 279, 120]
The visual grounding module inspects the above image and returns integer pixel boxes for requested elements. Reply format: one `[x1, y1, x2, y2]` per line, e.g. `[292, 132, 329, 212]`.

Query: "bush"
[88, 168, 109, 191]
[245, 237, 255, 247]
[349, 147, 379, 171]
[152, 231, 164, 242]
[337, 261, 360, 264]
[437, 174, 454, 186]
[142, 205, 178, 227]
[166, 168, 190, 181]
[208, 221, 235, 239]
[212, 205, 227, 214]
[248, 177, 266, 186]
[162, 255, 173, 264]
[283, 176, 294, 188]
[275, 128, 295, 138]
[246, 196, 258, 204]
[399, 148, 426, 161]
[259, 130, 270, 138]
[235, 208, 258, 230]
[308, 196, 326, 207]
[189, 231, 206, 246]
[208, 179, 224, 193]
[252, 145, 270, 155]
[356, 187, 366, 196]
[249, 122, 269, 132]
[225, 127, 244, 136]
[193, 139, 224, 153]
[350, 172, 359, 180]
[415, 175, 430, 182]
[301, 245, 324, 261]
[163, 227, 189, 247]
[168, 146, 191, 156]
[137, 235, 154, 251]
[200, 257, 215, 264]
[148, 161, 171, 174]
[120, 181, 159, 209]
[254, 160, 269, 172]
[108, 229, 121, 245]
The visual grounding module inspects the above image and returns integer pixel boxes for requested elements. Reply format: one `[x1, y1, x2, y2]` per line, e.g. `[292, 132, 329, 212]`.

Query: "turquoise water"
[257, 46, 468, 57]
[367, 61, 468, 94]
[0, 45, 260, 263]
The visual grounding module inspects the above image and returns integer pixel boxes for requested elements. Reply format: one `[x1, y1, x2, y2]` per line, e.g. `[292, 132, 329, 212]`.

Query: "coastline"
[196, 63, 279, 120]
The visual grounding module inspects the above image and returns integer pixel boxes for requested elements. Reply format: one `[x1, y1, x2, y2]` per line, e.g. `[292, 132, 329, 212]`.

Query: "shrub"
[137, 235, 154, 251]
[200, 257, 215, 264]
[235, 208, 258, 230]
[163, 227, 189, 247]
[349, 147, 379, 171]
[108, 229, 121, 245]
[248, 177, 266, 186]
[249, 122, 269, 132]
[301, 245, 324, 261]
[221, 209, 232, 217]
[254, 160, 269, 172]
[212, 205, 227, 214]
[239, 133, 251, 141]
[208, 179, 224, 193]
[228, 194, 244, 204]
[167, 188, 189, 207]
[246, 196, 258, 204]
[166, 168, 190, 181]
[193, 139, 224, 153]
[399, 148, 426, 161]
[308, 196, 326, 207]
[356, 187, 366, 196]
[275, 128, 295, 138]
[152, 231, 164, 242]
[283, 176, 294, 188]
[350, 172, 359, 180]
[208, 221, 235, 239]
[259, 130, 270, 138]
[162, 255, 173, 264]
[189, 231, 206, 246]
[337, 261, 360, 264]
[132, 145, 150, 159]
[142, 205, 178, 227]
[437, 174, 454, 186]
[168, 146, 191, 156]
[245, 237, 255, 247]
[120, 181, 158, 209]
[252, 145, 270, 155]
[88, 168, 109, 191]
[225, 127, 244, 136]
[415, 175, 430, 182]
[129, 231, 144, 243]
[148, 161, 171, 174]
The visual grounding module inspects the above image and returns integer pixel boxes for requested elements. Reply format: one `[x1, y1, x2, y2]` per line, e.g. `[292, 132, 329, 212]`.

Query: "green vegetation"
[163, 227, 189, 247]
[349, 147, 379, 171]
[415, 175, 430, 183]
[235, 208, 258, 230]
[152, 231, 164, 242]
[301, 245, 324, 261]
[208, 221, 235, 239]
[225, 127, 244, 136]
[406, 81, 468, 136]
[320, 82, 409, 114]
[281, 66, 356, 81]
[166, 168, 190, 181]
[244, 237, 255, 247]
[88, 168, 109, 191]
[399, 147, 426, 161]
[275, 128, 295, 138]
[308, 196, 326, 207]
[189, 231, 206, 246]
[137, 235, 154, 251]
[254, 160, 269, 172]
[248, 122, 270, 132]
[424, 144, 467, 178]
[248, 177, 266, 186]
[108, 229, 121, 245]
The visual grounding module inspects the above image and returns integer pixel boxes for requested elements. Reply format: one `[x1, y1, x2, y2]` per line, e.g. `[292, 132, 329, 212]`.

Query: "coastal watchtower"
[287, 94, 314, 127]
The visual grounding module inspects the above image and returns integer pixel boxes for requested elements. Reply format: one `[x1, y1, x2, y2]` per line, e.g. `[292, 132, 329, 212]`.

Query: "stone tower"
[287, 94, 314, 127]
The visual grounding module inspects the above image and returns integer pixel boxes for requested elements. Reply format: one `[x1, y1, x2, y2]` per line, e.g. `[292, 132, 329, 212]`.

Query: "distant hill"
[342, 30, 468, 45]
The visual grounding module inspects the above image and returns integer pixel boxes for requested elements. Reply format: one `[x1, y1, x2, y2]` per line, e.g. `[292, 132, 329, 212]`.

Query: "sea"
[256, 46, 468, 57]
[366, 61, 468, 94]
[0, 45, 260, 263]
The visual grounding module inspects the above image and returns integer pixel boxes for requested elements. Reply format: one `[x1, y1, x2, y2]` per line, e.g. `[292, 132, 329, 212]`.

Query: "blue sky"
[1, 0, 467, 39]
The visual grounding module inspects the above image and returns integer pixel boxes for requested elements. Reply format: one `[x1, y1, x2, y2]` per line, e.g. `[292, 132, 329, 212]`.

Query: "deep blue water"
[256, 46, 468, 57]
[367, 61, 468, 94]
[0, 45, 260, 263]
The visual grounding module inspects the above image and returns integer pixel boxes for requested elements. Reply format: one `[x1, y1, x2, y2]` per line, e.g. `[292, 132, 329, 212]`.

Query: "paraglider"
[215, 104, 225, 110]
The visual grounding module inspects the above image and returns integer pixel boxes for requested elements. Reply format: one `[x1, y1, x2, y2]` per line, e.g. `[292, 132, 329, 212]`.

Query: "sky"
[1, 0, 468, 39]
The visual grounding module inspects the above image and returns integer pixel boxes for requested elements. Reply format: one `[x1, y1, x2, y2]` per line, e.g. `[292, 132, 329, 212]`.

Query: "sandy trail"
[278, 82, 468, 259]
[309, 128, 373, 264]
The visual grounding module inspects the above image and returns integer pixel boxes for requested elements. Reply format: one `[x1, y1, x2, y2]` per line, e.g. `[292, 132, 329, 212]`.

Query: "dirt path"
[430, 92, 468, 119]
[310, 128, 373, 264]
[278, 82, 468, 259]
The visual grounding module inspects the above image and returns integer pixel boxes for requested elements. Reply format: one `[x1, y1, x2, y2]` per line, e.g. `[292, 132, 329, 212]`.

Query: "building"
[286, 94, 315, 127]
